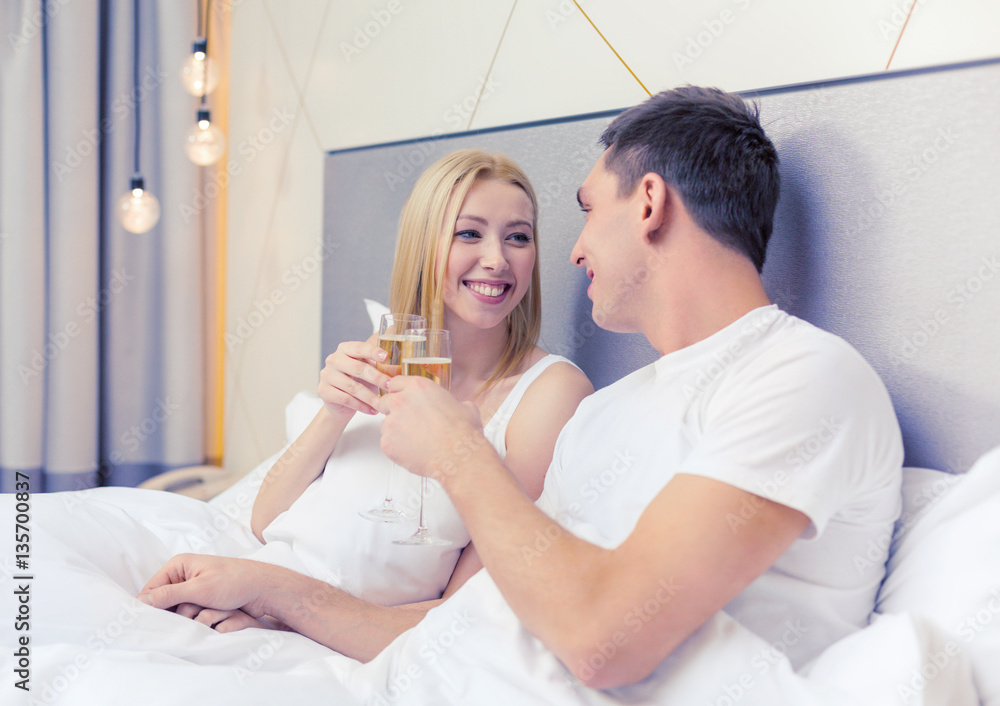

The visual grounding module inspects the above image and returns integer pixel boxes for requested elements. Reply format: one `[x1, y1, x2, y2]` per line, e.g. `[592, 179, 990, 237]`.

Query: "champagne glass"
[359, 313, 426, 522]
[394, 328, 454, 546]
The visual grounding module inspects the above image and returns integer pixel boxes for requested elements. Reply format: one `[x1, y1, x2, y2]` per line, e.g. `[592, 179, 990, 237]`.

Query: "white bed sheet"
[0, 487, 362, 704]
[3, 451, 997, 705]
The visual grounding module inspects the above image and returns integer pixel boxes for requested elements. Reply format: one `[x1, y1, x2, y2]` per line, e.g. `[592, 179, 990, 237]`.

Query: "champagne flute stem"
[384, 462, 396, 505]
[416, 478, 428, 532]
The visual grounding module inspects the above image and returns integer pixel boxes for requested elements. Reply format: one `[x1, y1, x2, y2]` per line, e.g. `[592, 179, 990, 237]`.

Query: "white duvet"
[5, 448, 1000, 705]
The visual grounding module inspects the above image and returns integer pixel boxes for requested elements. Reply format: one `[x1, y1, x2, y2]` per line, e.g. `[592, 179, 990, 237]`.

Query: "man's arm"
[428, 362, 593, 600]
[141, 364, 592, 657]
[138, 554, 446, 662]
[380, 376, 809, 689]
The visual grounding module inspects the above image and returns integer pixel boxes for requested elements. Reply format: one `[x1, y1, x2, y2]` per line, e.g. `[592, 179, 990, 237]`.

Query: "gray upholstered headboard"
[323, 58, 1000, 474]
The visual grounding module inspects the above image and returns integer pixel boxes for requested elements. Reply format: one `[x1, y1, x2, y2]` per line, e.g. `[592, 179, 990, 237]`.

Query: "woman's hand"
[180, 606, 288, 633]
[318, 338, 392, 418]
[182, 607, 260, 632]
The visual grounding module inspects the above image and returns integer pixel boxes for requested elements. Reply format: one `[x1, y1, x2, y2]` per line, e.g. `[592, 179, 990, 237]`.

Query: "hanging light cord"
[202, 0, 211, 49]
[132, 0, 141, 176]
[200, 0, 211, 111]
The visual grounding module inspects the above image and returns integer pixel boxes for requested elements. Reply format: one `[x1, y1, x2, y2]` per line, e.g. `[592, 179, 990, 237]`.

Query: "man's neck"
[642, 236, 771, 356]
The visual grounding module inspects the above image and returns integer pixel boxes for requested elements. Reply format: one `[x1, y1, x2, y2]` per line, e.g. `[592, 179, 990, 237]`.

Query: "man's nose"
[569, 237, 585, 267]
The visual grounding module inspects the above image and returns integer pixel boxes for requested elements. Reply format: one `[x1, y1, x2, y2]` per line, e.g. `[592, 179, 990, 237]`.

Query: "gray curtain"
[1, 0, 208, 491]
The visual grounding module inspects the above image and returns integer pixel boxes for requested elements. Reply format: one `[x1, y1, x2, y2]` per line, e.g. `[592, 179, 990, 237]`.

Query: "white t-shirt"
[536, 305, 903, 668]
[248, 354, 574, 607]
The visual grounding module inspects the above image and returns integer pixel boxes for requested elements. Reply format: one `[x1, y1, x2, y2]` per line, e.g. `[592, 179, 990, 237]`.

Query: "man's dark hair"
[600, 86, 780, 272]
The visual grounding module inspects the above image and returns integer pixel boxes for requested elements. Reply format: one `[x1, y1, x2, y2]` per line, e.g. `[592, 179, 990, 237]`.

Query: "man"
[141, 87, 902, 689]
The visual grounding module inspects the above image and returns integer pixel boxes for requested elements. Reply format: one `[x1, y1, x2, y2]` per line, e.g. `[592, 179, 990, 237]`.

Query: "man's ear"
[636, 172, 671, 243]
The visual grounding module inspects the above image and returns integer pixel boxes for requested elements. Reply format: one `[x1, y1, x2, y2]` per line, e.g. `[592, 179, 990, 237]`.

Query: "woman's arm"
[250, 338, 391, 541]
[502, 361, 593, 500]
[250, 406, 351, 541]
[144, 361, 593, 656]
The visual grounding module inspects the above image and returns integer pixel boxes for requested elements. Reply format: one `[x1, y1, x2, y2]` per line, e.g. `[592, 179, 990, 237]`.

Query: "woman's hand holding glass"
[317, 339, 396, 419]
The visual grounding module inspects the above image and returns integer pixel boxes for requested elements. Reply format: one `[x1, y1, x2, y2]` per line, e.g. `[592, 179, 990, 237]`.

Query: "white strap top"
[482, 354, 577, 459]
[250, 352, 579, 607]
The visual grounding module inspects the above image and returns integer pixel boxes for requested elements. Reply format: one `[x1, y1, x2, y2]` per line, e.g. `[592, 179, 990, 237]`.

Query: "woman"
[168, 149, 593, 639]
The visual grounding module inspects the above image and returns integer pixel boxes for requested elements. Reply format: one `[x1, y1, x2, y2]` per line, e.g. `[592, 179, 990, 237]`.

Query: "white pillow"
[363, 297, 390, 334]
[284, 390, 325, 443]
[283, 298, 388, 439]
[876, 446, 1000, 706]
[209, 393, 326, 528]
[210, 299, 389, 524]
[887, 466, 964, 557]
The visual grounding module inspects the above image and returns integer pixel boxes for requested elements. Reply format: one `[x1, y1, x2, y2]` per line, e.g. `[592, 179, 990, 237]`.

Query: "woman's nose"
[479, 237, 509, 272]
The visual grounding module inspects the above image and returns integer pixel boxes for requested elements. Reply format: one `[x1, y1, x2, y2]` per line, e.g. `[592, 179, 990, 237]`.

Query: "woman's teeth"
[467, 282, 506, 297]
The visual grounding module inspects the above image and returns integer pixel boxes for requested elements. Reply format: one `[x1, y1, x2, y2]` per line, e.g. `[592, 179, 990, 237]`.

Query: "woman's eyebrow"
[457, 214, 533, 230]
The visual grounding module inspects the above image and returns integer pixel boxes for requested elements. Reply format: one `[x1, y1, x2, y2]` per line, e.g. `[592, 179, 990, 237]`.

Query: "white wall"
[221, 0, 1000, 473]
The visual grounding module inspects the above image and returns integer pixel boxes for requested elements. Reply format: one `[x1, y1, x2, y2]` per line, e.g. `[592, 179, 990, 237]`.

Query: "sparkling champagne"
[401, 357, 452, 390]
[377, 334, 424, 394]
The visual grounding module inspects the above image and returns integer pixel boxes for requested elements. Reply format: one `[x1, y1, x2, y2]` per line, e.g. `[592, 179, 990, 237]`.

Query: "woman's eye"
[455, 230, 480, 240]
[507, 232, 532, 245]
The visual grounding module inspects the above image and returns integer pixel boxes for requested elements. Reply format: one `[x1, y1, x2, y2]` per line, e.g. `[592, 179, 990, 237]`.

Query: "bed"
[4, 58, 1000, 705]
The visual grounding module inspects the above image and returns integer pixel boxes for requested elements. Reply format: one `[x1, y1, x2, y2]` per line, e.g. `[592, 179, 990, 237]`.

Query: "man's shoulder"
[567, 357, 658, 422]
[752, 310, 878, 378]
[691, 308, 894, 416]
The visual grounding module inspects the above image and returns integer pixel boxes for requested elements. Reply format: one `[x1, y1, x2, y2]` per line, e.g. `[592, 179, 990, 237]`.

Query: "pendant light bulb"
[118, 176, 161, 234]
[185, 109, 226, 166]
[179, 37, 218, 97]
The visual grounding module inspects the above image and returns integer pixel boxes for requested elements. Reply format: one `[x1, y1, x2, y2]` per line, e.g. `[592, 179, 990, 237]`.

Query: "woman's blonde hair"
[388, 149, 541, 394]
